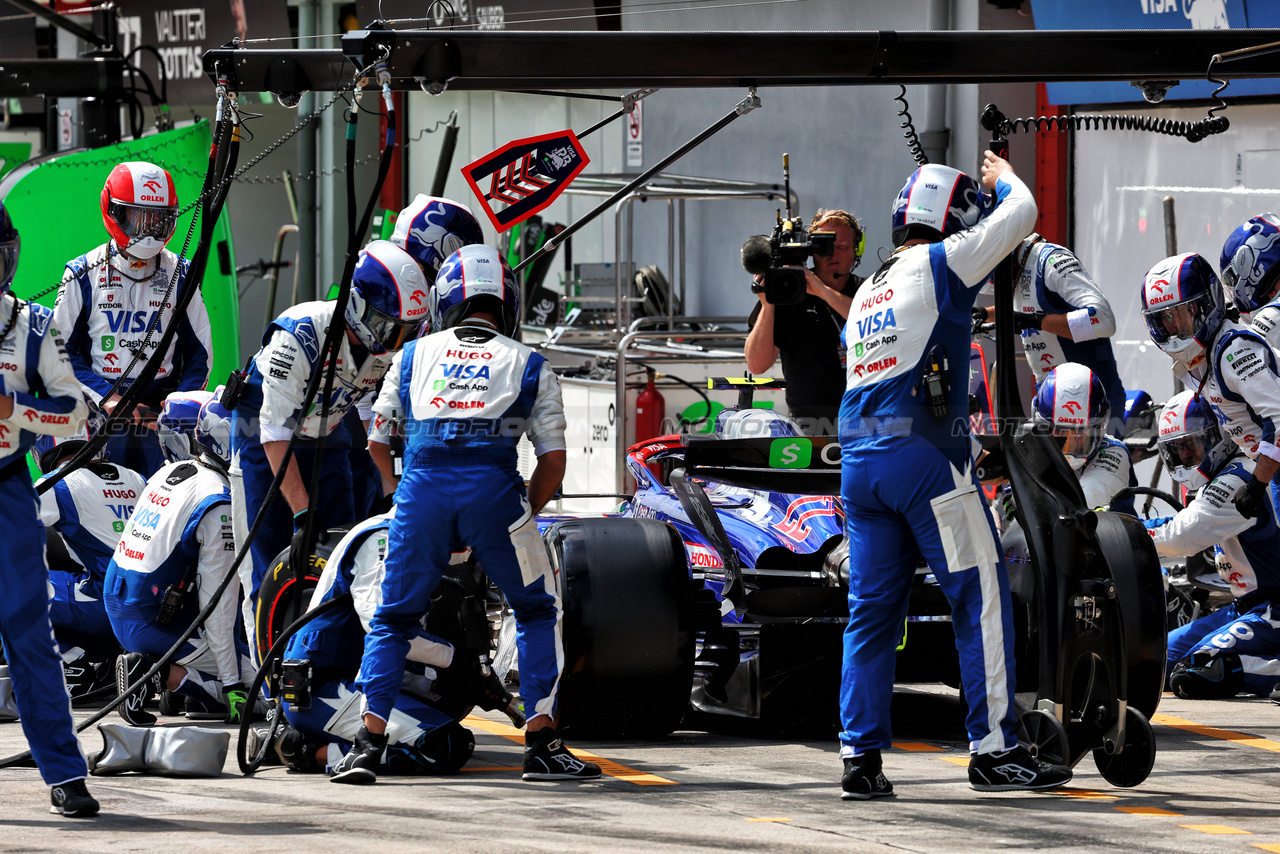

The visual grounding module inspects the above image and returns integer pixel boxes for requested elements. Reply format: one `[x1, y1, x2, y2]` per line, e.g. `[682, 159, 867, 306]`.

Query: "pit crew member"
[0, 200, 98, 817]
[54, 161, 212, 477]
[975, 237, 1124, 433]
[837, 153, 1071, 799]
[1030, 363, 1135, 513]
[229, 239, 428, 646]
[1221, 213, 1280, 348]
[1141, 252, 1280, 522]
[272, 511, 483, 777]
[389, 194, 486, 285]
[1143, 391, 1280, 698]
[33, 399, 147, 697]
[745, 209, 867, 434]
[333, 244, 600, 784]
[105, 392, 255, 725]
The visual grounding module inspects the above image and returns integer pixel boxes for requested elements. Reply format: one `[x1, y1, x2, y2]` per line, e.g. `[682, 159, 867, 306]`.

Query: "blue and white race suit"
[838, 173, 1036, 757]
[1077, 435, 1135, 514]
[104, 458, 252, 708]
[0, 292, 91, 786]
[37, 460, 146, 655]
[229, 301, 394, 645]
[55, 244, 212, 476]
[1247, 300, 1280, 350]
[359, 321, 566, 725]
[1012, 238, 1125, 433]
[285, 512, 470, 772]
[1185, 318, 1280, 520]
[1146, 456, 1280, 695]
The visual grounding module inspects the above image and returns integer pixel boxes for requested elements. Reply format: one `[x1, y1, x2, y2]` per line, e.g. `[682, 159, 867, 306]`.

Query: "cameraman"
[744, 210, 865, 435]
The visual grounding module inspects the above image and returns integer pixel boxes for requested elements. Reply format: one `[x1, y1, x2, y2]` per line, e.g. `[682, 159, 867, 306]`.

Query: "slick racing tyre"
[253, 530, 344, 665]
[547, 517, 696, 739]
[1094, 512, 1167, 720]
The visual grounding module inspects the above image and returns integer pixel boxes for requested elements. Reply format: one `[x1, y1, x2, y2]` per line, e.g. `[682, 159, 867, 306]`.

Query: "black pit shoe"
[114, 653, 157, 727]
[522, 727, 601, 781]
[969, 745, 1072, 792]
[50, 779, 99, 817]
[273, 724, 321, 773]
[841, 751, 894, 800]
[329, 726, 387, 784]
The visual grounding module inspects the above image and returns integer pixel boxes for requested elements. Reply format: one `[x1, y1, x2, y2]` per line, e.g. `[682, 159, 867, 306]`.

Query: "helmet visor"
[362, 302, 421, 352]
[1143, 293, 1210, 347]
[109, 201, 178, 242]
[1157, 427, 1217, 473]
[0, 238, 17, 290]
[1051, 426, 1101, 460]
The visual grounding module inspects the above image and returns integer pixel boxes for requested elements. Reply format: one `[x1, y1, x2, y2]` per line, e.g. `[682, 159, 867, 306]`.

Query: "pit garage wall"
[1072, 103, 1280, 405]
[403, 0, 1033, 320]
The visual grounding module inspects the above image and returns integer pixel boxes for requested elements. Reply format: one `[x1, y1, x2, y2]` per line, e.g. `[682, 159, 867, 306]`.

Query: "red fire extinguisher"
[635, 368, 666, 443]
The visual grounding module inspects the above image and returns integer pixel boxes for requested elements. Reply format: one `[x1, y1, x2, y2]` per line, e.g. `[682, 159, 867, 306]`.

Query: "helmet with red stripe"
[0, 199, 18, 295]
[345, 239, 429, 354]
[157, 390, 216, 464]
[100, 161, 179, 260]
[891, 164, 993, 247]
[1157, 390, 1234, 490]
[1141, 252, 1225, 366]
[430, 244, 520, 338]
[1220, 213, 1280, 313]
[1031, 362, 1110, 466]
[389, 195, 485, 283]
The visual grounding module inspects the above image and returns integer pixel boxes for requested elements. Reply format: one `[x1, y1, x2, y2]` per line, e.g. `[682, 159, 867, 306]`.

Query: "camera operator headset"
[743, 209, 867, 436]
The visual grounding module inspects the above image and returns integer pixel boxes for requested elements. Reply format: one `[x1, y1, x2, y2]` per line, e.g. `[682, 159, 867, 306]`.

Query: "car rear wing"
[682, 435, 841, 495]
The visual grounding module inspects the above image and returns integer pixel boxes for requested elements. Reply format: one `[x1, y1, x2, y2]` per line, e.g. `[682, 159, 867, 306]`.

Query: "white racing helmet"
[1156, 390, 1234, 491]
[345, 240, 430, 354]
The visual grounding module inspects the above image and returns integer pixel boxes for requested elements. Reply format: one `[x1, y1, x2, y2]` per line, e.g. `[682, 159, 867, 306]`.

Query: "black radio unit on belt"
[920, 345, 950, 421]
[280, 659, 312, 710]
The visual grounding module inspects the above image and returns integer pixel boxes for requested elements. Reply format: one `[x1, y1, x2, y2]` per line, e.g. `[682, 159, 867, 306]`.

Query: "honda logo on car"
[684, 542, 723, 569]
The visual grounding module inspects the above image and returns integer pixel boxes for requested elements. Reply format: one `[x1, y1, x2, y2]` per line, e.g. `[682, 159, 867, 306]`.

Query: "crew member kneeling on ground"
[836, 153, 1071, 800]
[332, 244, 600, 784]
[105, 392, 255, 725]
[228, 240, 427, 650]
[0, 200, 98, 817]
[745, 209, 866, 435]
[33, 398, 146, 699]
[272, 511, 480, 777]
[1145, 391, 1280, 699]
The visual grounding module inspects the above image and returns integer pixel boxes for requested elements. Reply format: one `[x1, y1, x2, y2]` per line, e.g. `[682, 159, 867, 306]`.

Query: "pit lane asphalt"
[2, 685, 1277, 853]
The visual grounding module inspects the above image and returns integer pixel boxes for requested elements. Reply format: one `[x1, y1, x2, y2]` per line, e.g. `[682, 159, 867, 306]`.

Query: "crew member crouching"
[1145, 391, 1280, 699]
[105, 392, 255, 725]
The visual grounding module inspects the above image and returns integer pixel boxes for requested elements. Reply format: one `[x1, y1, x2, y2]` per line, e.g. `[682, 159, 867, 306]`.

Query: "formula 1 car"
[601, 378, 960, 730]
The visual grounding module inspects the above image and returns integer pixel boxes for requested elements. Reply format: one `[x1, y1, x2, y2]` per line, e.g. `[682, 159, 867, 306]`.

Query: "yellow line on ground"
[1152, 713, 1280, 754]
[463, 715, 678, 786]
[745, 817, 794, 823]
[939, 756, 970, 766]
[1251, 844, 1280, 852]
[892, 742, 944, 752]
[1116, 806, 1182, 817]
[1179, 825, 1252, 835]
[1054, 788, 1119, 800]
